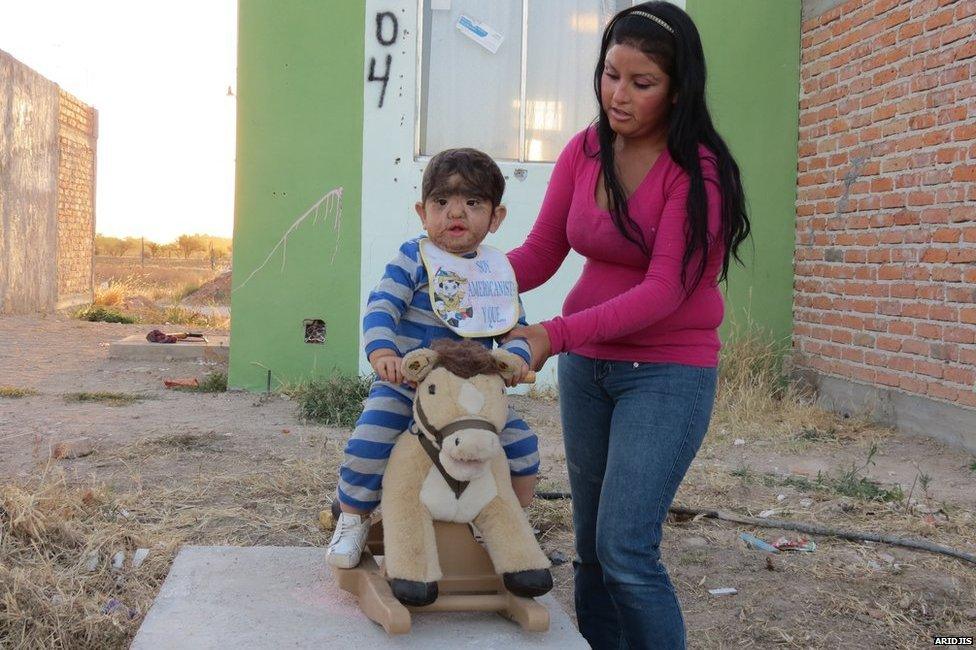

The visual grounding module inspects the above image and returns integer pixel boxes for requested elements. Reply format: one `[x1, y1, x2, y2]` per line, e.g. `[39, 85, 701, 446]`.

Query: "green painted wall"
[688, 0, 801, 345]
[230, 1, 366, 391]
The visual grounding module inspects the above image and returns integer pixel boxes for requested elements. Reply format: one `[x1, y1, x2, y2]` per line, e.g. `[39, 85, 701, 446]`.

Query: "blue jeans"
[557, 353, 718, 650]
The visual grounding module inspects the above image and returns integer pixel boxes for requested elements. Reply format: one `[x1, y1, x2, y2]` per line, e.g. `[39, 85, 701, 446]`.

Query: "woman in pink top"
[506, 3, 750, 648]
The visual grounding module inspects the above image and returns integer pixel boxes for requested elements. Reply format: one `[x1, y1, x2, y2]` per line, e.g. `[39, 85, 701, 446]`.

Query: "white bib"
[418, 238, 519, 337]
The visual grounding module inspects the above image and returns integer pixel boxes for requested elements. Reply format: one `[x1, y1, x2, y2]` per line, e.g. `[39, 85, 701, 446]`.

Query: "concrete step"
[132, 546, 587, 649]
[108, 334, 228, 362]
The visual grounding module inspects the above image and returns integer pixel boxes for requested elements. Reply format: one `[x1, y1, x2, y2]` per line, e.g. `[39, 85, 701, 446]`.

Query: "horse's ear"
[402, 348, 439, 382]
[491, 348, 523, 383]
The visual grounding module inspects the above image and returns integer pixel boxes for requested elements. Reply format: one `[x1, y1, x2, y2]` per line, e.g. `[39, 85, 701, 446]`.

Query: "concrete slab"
[132, 546, 586, 649]
[108, 334, 229, 362]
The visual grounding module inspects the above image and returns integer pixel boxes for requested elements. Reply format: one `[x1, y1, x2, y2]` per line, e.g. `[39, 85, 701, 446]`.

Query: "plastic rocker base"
[333, 516, 550, 635]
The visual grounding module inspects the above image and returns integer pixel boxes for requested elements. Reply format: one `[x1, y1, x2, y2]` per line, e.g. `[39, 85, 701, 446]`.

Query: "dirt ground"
[1, 314, 975, 648]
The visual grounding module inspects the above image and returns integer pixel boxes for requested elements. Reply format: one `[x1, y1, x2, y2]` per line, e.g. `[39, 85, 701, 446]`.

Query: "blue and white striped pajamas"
[337, 237, 540, 511]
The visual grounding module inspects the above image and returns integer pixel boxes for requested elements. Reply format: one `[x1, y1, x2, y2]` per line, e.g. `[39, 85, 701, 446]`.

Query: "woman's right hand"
[503, 324, 552, 371]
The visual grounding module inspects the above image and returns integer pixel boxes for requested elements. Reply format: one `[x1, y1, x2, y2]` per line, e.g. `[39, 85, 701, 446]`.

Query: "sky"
[0, 1, 237, 242]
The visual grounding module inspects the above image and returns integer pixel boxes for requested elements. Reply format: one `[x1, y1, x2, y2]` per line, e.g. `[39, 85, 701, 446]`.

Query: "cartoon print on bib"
[431, 268, 474, 327]
[419, 238, 520, 338]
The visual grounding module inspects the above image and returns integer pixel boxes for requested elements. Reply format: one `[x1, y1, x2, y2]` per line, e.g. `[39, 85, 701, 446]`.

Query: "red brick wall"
[793, 0, 976, 408]
[56, 89, 96, 304]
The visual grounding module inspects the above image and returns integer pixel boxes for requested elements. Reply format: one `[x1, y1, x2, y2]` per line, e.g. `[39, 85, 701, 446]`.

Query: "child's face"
[415, 176, 506, 255]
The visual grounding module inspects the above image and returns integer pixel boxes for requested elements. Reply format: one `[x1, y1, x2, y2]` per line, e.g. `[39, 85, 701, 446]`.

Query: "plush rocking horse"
[333, 339, 553, 634]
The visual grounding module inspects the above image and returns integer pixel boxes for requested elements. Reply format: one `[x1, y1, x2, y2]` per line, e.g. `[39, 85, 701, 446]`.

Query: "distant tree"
[177, 234, 207, 259]
[95, 235, 133, 257]
[122, 237, 141, 257]
[145, 241, 161, 258]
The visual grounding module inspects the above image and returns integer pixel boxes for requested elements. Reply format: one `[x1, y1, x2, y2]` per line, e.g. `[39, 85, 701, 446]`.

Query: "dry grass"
[64, 392, 145, 407]
[94, 258, 224, 300]
[708, 323, 888, 452]
[0, 444, 339, 649]
[75, 278, 230, 329]
[0, 387, 37, 399]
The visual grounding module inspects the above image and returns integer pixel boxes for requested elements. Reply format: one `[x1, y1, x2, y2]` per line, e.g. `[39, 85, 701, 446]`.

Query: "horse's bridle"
[409, 395, 499, 499]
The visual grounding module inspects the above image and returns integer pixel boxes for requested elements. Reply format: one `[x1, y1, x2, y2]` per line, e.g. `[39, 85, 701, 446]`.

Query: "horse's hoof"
[391, 579, 438, 606]
[503, 569, 553, 597]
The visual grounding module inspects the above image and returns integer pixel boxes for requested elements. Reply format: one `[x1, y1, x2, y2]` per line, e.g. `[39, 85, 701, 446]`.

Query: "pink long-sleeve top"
[507, 127, 725, 367]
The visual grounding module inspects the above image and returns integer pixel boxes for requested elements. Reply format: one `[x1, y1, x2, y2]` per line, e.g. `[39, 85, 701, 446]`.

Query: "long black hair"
[587, 1, 750, 289]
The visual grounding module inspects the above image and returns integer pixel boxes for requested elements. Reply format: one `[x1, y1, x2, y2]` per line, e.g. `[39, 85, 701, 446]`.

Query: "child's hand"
[369, 350, 404, 384]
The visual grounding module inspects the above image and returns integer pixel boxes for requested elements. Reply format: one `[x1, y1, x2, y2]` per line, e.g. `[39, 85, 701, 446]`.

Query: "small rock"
[733, 438, 746, 446]
[132, 548, 150, 568]
[776, 494, 786, 502]
[84, 552, 100, 572]
[111, 551, 125, 571]
[50, 437, 94, 460]
[830, 499, 856, 513]
[799, 498, 814, 508]
[51, 594, 66, 606]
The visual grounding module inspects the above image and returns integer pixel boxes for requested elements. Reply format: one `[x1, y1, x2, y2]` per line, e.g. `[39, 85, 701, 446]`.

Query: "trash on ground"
[164, 378, 199, 389]
[547, 550, 569, 566]
[102, 598, 139, 619]
[758, 508, 786, 519]
[133, 548, 150, 568]
[318, 509, 333, 530]
[772, 536, 816, 552]
[740, 532, 779, 553]
[147, 330, 205, 344]
[708, 587, 738, 596]
[50, 437, 94, 460]
[102, 599, 124, 615]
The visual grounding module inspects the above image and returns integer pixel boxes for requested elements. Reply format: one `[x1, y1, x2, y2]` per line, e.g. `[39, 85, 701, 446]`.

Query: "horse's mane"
[429, 339, 500, 379]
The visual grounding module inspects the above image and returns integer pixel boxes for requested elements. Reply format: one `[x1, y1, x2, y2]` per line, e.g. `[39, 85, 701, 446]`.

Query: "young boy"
[326, 148, 540, 569]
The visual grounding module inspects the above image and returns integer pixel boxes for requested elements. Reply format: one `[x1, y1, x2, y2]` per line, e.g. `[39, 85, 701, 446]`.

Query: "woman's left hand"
[505, 323, 552, 371]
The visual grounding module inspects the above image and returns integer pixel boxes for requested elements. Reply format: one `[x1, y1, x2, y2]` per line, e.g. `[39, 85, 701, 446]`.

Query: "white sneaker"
[326, 512, 371, 568]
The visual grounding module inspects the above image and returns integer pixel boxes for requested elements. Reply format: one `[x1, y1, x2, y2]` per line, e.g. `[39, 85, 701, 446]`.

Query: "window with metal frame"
[417, 0, 635, 163]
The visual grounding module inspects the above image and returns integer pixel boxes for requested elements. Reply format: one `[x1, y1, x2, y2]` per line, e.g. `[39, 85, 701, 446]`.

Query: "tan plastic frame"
[333, 515, 550, 635]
